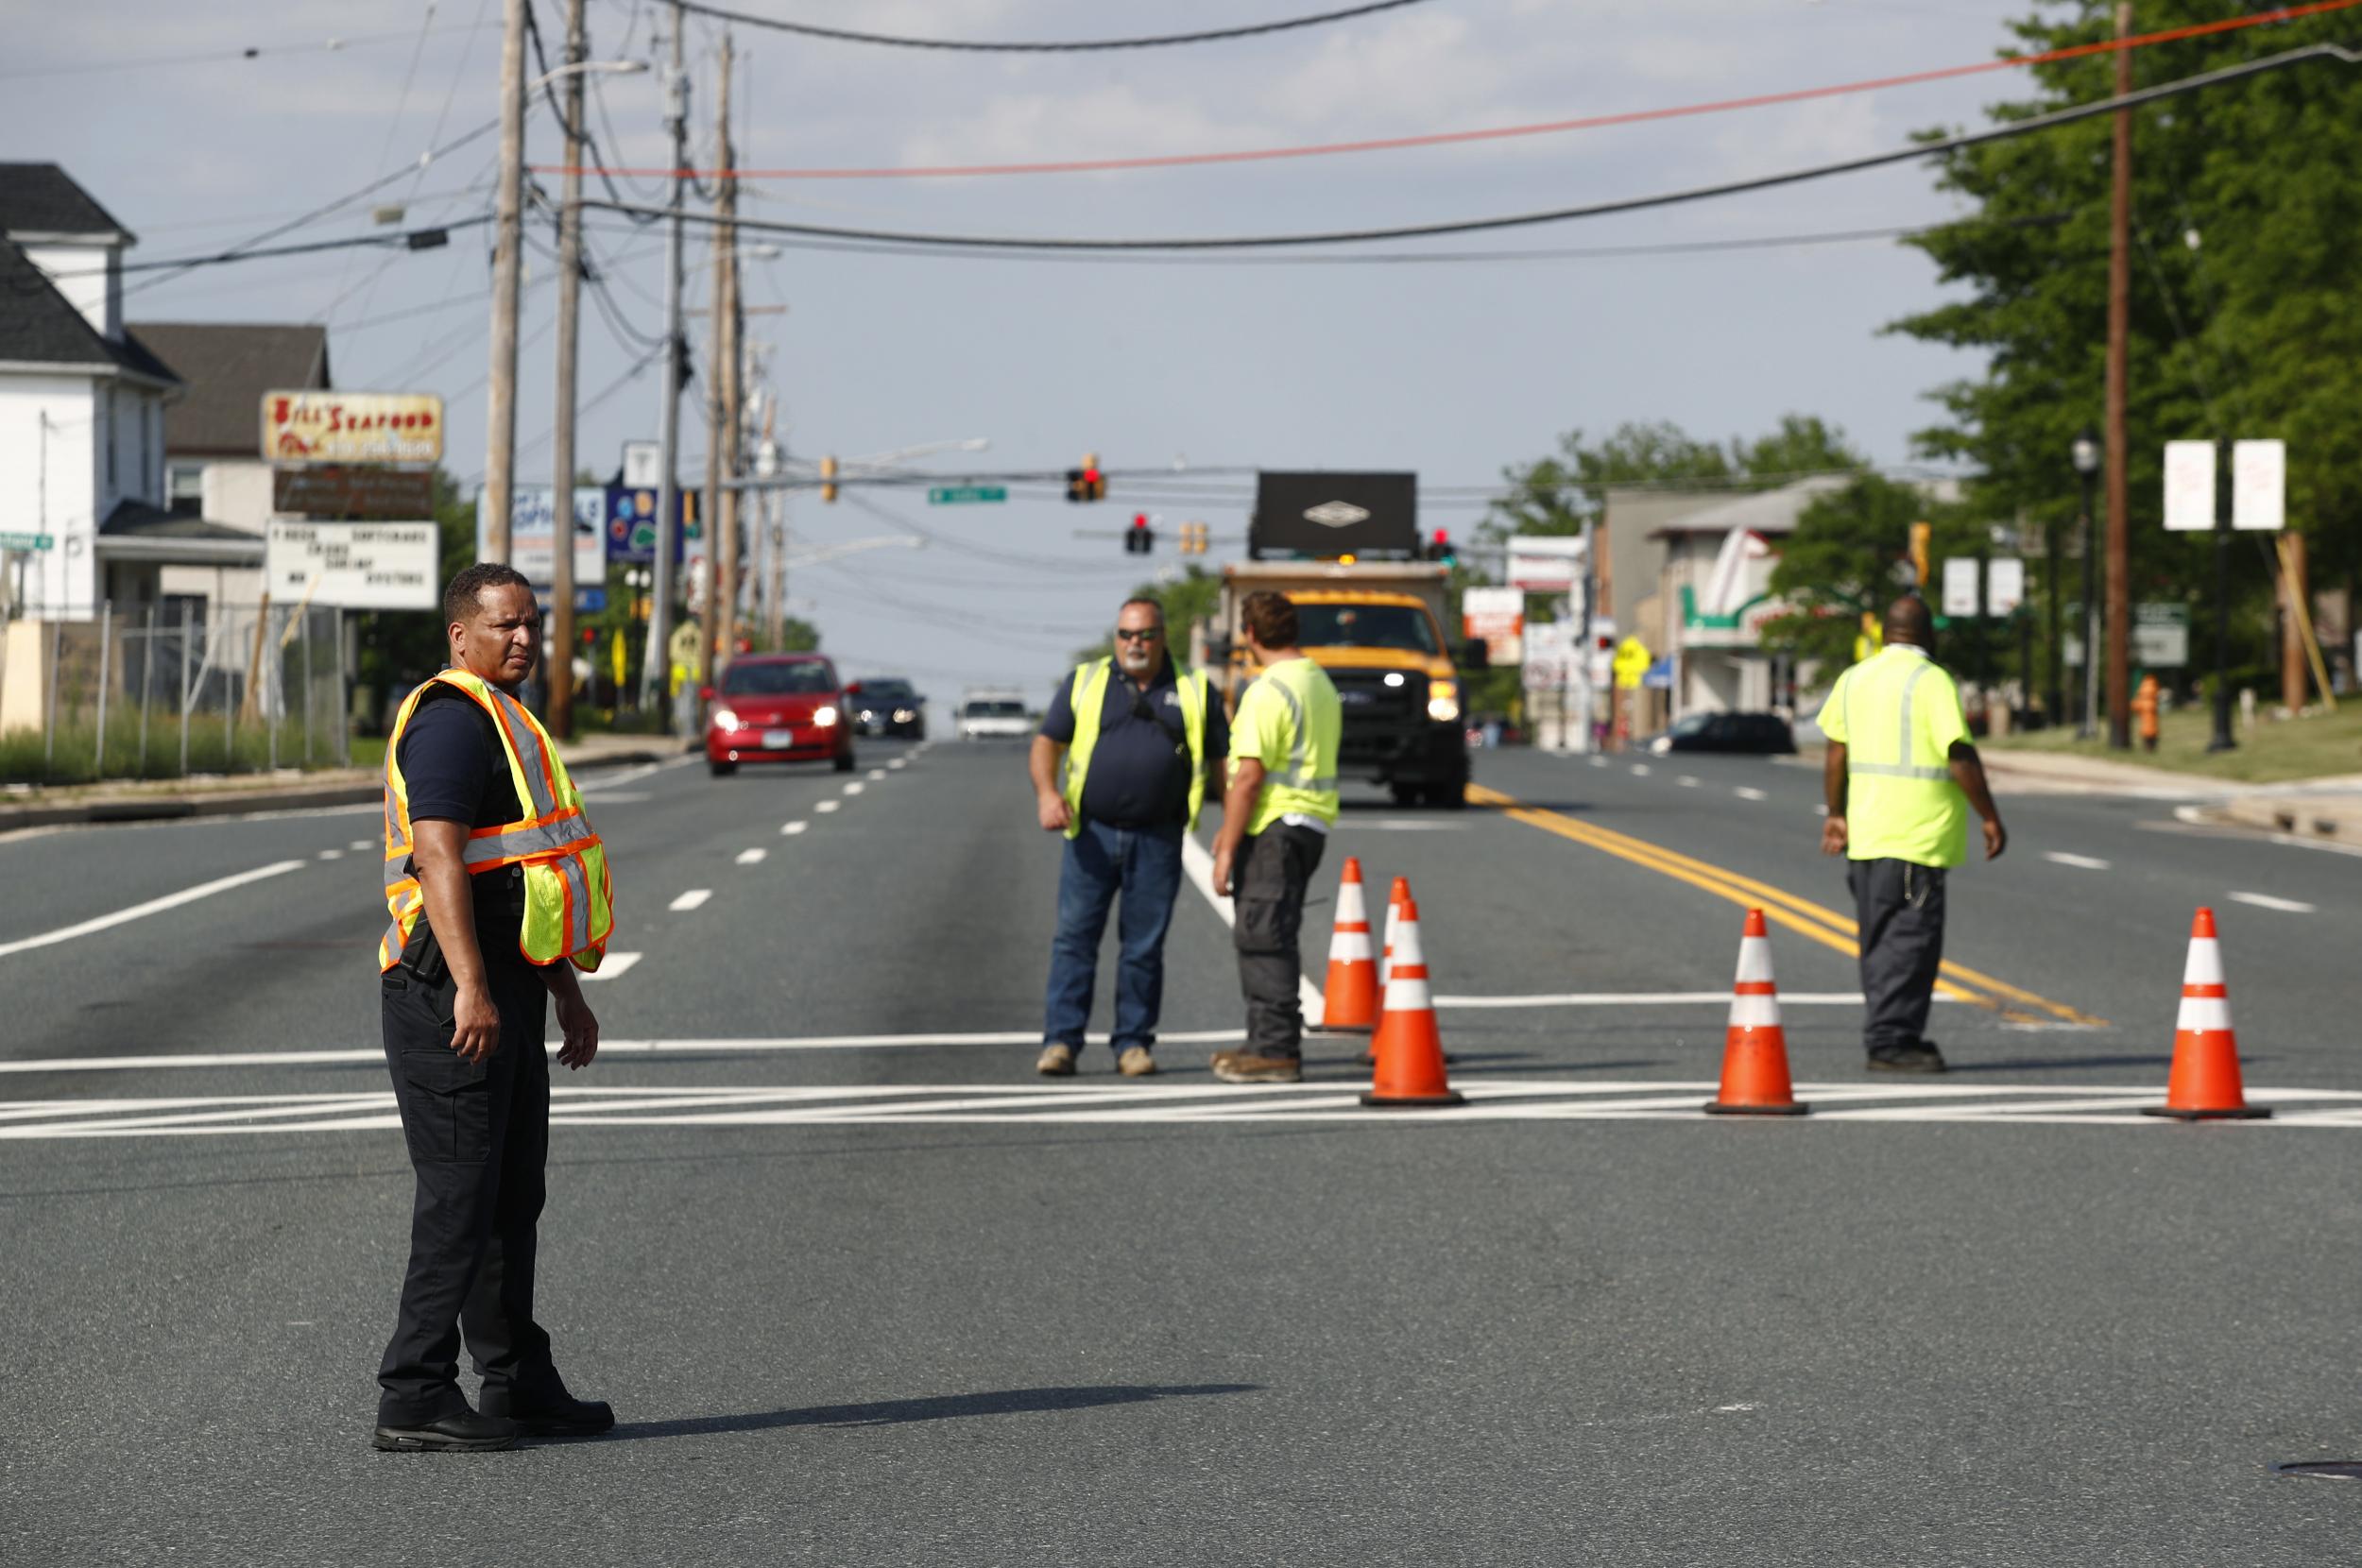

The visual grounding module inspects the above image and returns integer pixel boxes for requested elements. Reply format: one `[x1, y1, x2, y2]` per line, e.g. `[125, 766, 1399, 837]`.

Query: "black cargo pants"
[376, 931, 562, 1425]
[1234, 823, 1326, 1058]
[1847, 857, 1947, 1059]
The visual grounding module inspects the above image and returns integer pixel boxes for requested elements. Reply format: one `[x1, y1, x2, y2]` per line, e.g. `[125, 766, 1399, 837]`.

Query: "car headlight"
[710, 707, 741, 731]
[1651, 736, 1672, 755]
[813, 706, 839, 727]
[1427, 680, 1460, 724]
[894, 708, 916, 723]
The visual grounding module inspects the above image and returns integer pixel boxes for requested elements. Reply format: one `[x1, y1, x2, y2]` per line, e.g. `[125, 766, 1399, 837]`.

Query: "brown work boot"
[1036, 1043, 1077, 1077]
[1210, 1050, 1303, 1084]
[1116, 1047, 1156, 1078]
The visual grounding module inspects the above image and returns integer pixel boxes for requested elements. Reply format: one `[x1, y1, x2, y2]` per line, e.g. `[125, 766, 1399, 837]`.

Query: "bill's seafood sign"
[262, 391, 444, 465]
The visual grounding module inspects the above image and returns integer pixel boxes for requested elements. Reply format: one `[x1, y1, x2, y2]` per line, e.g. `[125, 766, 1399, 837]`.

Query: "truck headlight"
[1427, 680, 1461, 724]
[710, 707, 741, 731]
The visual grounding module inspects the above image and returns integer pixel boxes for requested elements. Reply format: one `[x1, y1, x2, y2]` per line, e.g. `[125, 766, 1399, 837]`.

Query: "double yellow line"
[1464, 783, 2104, 1028]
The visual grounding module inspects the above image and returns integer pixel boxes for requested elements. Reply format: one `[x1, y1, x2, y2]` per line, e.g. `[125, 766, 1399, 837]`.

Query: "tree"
[1891, 1, 2362, 677]
[1762, 474, 1980, 669]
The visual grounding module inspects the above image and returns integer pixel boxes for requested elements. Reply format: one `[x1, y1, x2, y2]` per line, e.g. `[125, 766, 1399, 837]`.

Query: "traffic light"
[1178, 520, 1208, 556]
[1425, 528, 1458, 567]
[1124, 513, 1155, 554]
[820, 454, 838, 503]
[1067, 452, 1106, 503]
[1908, 520, 1930, 585]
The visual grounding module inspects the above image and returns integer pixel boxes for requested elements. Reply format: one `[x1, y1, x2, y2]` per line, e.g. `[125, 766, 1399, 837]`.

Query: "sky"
[5, 0, 2061, 702]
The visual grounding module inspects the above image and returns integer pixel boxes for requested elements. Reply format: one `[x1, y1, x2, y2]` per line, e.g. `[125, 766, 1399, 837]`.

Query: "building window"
[167, 462, 205, 513]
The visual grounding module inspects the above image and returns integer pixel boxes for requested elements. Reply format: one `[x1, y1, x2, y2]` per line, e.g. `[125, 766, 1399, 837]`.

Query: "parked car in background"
[958, 690, 1033, 741]
[705, 654, 856, 775]
[1645, 710, 1797, 756]
[847, 677, 926, 740]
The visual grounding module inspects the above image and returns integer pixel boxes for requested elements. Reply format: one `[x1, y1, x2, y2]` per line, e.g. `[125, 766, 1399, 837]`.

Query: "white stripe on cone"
[1735, 935, 1775, 986]
[1728, 992, 1782, 1030]
[1330, 926, 1374, 962]
[2182, 936, 2226, 987]
[1384, 912, 1433, 1012]
[2175, 995, 2233, 1033]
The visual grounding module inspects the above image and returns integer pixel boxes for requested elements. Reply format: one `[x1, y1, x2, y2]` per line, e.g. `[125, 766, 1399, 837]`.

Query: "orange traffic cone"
[1361, 896, 1464, 1108]
[1317, 858, 1380, 1032]
[2143, 908, 2268, 1120]
[1703, 909, 1809, 1116]
[1362, 878, 1411, 1063]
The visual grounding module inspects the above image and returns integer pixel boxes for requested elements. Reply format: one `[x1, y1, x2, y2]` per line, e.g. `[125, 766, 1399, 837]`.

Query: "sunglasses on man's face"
[1115, 626, 1163, 642]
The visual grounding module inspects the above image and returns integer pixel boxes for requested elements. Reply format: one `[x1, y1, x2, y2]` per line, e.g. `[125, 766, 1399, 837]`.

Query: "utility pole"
[481, 0, 529, 564]
[696, 33, 737, 694]
[2102, 0, 2135, 749]
[716, 40, 743, 673]
[637, 4, 687, 719]
[545, 0, 588, 738]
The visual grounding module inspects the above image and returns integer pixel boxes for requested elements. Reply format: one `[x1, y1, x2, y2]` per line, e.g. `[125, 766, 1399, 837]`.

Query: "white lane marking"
[781, 821, 809, 836]
[1630, 764, 1652, 776]
[842, 781, 864, 796]
[1178, 833, 1327, 1023]
[586, 791, 651, 804]
[1734, 787, 1768, 802]
[2044, 852, 2113, 871]
[735, 847, 768, 865]
[887, 758, 908, 771]
[1814, 804, 1829, 817]
[1430, 991, 1937, 1009]
[1587, 756, 1609, 768]
[867, 769, 887, 781]
[0, 860, 307, 961]
[2230, 891, 2318, 914]
[1338, 821, 1470, 832]
[580, 951, 642, 981]
[317, 848, 343, 861]
[349, 839, 374, 852]
[814, 800, 841, 814]
[578, 759, 669, 792]
[1677, 775, 1701, 789]
[668, 889, 712, 912]
[2268, 832, 2362, 859]
[9, 1079, 2362, 1138]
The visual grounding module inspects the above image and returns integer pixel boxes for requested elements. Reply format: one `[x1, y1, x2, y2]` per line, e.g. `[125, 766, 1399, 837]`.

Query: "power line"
[83, 215, 497, 278]
[0, 21, 503, 81]
[579, 44, 2360, 253]
[668, 0, 1432, 53]
[539, 0, 2362, 183]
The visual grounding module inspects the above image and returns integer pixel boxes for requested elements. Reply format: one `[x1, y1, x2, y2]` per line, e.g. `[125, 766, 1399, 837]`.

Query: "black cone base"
[1703, 1100, 1811, 1116]
[1360, 1091, 1466, 1109]
[2139, 1104, 2271, 1120]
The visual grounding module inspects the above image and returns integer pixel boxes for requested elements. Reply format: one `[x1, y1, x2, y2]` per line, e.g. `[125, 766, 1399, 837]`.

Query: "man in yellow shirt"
[1210, 590, 1343, 1084]
[1817, 595, 2008, 1074]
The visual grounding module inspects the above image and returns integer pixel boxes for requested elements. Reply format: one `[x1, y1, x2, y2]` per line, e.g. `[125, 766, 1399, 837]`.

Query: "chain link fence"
[0, 601, 351, 787]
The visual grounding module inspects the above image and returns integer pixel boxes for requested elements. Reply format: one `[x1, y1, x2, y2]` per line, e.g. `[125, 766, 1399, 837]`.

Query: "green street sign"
[926, 486, 1007, 505]
[0, 532, 54, 551]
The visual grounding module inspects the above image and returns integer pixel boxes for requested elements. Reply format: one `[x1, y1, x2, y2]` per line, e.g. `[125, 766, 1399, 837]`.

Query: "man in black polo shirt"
[1029, 597, 1226, 1078]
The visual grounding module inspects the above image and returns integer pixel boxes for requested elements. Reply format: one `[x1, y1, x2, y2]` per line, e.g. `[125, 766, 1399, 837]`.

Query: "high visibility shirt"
[1230, 655, 1344, 835]
[1052, 656, 1218, 836]
[381, 669, 614, 973]
[1815, 644, 1971, 868]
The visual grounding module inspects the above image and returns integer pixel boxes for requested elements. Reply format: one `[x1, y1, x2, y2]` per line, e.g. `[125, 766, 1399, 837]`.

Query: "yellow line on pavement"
[1465, 783, 2105, 1028]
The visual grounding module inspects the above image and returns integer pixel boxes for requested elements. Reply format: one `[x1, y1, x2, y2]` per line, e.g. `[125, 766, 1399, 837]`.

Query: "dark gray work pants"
[1847, 858, 1947, 1057]
[1235, 824, 1326, 1058]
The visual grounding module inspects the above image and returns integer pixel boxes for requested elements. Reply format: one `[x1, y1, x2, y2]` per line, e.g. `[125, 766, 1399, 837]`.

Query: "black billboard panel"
[1251, 470, 1417, 559]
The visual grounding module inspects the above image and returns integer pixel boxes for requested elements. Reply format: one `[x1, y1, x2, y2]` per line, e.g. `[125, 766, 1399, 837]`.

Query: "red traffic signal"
[1124, 513, 1155, 554]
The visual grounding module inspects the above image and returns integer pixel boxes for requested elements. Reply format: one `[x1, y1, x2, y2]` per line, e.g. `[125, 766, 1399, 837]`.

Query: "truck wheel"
[1390, 782, 1422, 808]
[1425, 779, 1469, 810]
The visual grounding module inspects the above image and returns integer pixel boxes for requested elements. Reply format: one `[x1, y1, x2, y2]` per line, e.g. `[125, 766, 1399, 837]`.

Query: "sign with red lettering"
[263, 392, 442, 465]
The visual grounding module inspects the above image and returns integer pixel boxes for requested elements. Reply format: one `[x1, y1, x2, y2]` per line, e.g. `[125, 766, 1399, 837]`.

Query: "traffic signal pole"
[637, 4, 687, 719]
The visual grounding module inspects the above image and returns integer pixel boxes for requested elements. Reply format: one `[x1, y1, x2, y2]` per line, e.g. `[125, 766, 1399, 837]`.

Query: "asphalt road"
[3, 738, 2357, 1565]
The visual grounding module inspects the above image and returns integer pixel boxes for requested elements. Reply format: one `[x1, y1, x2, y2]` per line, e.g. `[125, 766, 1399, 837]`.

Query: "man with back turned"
[371, 563, 617, 1452]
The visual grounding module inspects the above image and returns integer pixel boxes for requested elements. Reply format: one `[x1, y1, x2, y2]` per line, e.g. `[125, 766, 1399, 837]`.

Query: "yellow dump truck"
[1207, 472, 1482, 808]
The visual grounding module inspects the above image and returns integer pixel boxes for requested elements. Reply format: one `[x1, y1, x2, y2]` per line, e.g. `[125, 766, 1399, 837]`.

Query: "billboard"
[265, 520, 439, 609]
[1250, 471, 1417, 558]
[272, 466, 435, 519]
[604, 484, 692, 565]
[264, 392, 443, 465]
[1461, 585, 1524, 664]
[477, 485, 606, 610]
[1507, 535, 1585, 592]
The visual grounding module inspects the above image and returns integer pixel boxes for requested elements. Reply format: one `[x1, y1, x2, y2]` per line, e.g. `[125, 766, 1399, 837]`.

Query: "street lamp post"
[2073, 427, 2101, 741]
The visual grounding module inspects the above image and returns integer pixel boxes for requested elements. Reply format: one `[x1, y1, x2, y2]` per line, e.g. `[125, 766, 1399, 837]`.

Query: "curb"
[0, 748, 672, 836]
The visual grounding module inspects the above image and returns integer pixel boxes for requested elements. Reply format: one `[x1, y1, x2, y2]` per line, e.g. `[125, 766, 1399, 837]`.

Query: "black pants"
[1848, 857, 1947, 1058]
[376, 950, 561, 1424]
[1234, 824, 1326, 1058]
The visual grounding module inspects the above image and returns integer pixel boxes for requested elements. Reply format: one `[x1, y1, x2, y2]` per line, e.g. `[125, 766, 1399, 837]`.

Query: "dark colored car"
[847, 677, 926, 740]
[1646, 710, 1797, 756]
[704, 654, 855, 776]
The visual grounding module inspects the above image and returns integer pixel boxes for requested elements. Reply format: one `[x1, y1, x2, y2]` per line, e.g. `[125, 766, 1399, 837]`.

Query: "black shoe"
[1868, 1043, 1947, 1074]
[480, 1387, 616, 1437]
[372, 1408, 522, 1452]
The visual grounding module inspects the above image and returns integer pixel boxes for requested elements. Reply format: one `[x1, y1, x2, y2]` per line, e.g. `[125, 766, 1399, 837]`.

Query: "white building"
[1648, 477, 1850, 719]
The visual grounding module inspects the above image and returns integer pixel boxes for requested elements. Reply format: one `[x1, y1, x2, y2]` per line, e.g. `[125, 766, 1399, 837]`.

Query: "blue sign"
[604, 485, 693, 566]
[1642, 656, 1676, 690]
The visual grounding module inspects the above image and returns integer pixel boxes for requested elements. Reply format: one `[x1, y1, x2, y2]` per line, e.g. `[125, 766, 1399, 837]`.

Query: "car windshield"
[965, 700, 1025, 717]
[1294, 604, 1439, 654]
[722, 661, 833, 697]
[1669, 714, 1714, 738]
[861, 681, 916, 703]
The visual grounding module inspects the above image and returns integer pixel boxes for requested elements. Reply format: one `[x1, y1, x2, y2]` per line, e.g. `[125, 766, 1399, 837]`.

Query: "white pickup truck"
[957, 688, 1033, 741]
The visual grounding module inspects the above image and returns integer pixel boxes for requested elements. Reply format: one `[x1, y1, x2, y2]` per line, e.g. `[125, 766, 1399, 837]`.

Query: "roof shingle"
[0, 163, 132, 241]
[128, 322, 330, 455]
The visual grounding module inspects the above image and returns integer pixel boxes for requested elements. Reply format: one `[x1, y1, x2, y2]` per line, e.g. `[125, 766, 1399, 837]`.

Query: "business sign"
[1987, 556, 2026, 617]
[1941, 556, 1981, 618]
[1612, 636, 1652, 691]
[272, 466, 436, 519]
[1250, 471, 1417, 557]
[1461, 585, 1524, 663]
[478, 484, 605, 589]
[621, 440, 663, 489]
[264, 520, 438, 609]
[1521, 620, 1576, 690]
[604, 484, 692, 565]
[2163, 440, 2215, 532]
[2063, 603, 2190, 669]
[264, 391, 442, 465]
[2233, 439, 2285, 531]
[1508, 535, 1585, 592]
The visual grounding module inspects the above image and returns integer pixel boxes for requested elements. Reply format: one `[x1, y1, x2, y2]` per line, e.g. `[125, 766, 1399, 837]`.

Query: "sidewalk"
[0, 730, 680, 835]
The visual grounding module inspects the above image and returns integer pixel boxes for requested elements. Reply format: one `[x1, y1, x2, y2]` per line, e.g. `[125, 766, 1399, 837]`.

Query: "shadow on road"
[603, 1383, 1260, 1440]
[1940, 1053, 2175, 1075]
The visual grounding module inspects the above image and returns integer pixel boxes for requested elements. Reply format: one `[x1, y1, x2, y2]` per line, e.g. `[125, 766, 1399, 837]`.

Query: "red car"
[703, 654, 857, 776]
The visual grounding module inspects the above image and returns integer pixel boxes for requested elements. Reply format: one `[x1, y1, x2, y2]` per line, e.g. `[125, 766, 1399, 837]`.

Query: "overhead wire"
[579, 44, 2362, 253]
[0, 21, 502, 81]
[667, 0, 1432, 53]
[328, 0, 444, 324]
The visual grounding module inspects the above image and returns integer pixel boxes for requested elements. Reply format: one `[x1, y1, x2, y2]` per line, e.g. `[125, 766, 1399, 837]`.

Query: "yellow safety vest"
[1061, 656, 1212, 837]
[1234, 655, 1343, 835]
[380, 669, 614, 973]
[1818, 645, 1969, 867]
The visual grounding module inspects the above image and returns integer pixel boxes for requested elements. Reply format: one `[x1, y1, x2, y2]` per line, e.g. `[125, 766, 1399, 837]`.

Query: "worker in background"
[2132, 673, 2161, 753]
[1816, 595, 2008, 1075]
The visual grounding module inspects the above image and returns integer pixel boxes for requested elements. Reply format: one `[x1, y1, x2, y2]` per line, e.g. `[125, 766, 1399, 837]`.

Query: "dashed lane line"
[2045, 852, 2113, 871]
[1678, 775, 1701, 788]
[1734, 787, 1768, 802]
[842, 781, 865, 796]
[1631, 764, 1652, 776]
[348, 839, 373, 852]
[580, 951, 642, 981]
[0, 860, 308, 961]
[317, 848, 343, 861]
[781, 821, 809, 836]
[668, 888, 712, 912]
[814, 800, 841, 814]
[2230, 891, 2318, 914]
[735, 847, 768, 865]
[867, 769, 887, 781]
